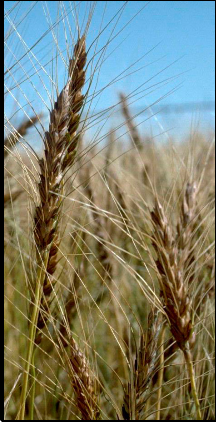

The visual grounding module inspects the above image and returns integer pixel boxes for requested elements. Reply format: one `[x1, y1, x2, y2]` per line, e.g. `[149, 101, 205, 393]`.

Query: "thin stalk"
[29, 350, 36, 420]
[156, 324, 165, 420]
[183, 343, 201, 420]
[17, 252, 49, 420]
[144, 397, 150, 419]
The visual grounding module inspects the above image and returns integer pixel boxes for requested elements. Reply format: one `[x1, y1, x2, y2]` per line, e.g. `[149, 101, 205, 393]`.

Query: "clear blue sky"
[4, 1, 215, 141]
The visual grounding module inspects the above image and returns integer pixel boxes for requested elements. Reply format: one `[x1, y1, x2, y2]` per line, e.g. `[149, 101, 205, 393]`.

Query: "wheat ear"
[120, 93, 141, 150]
[4, 190, 23, 207]
[67, 336, 100, 420]
[56, 288, 101, 419]
[17, 36, 87, 420]
[122, 309, 162, 420]
[150, 185, 201, 420]
[84, 174, 113, 280]
[4, 114, 42, 158]
[34, 35, 87, 343]
[56, 268, 100, 420]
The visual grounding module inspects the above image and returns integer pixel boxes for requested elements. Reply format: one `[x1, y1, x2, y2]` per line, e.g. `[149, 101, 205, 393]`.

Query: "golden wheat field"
[4, 1, 215, 420]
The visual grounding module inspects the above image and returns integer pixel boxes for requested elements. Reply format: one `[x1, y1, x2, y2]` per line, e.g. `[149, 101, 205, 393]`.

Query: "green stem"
[29, 349, 36, 420]
[156, 324, 165, 420]
[183, 343, 202, 420]
[17, 252, 49, 420]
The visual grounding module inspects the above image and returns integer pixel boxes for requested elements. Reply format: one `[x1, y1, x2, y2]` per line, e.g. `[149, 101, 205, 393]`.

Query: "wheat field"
[4, 2, 215, 420]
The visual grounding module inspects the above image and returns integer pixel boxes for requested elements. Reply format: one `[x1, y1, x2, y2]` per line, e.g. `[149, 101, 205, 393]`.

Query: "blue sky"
[4, 1, 215, 142]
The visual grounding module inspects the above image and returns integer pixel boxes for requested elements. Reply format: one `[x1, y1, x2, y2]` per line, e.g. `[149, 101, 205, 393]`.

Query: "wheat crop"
[4, 1, 215, 420]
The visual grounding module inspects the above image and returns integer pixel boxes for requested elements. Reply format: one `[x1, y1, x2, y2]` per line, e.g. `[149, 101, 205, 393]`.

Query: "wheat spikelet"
[151, 183, 199, 383]
[34, 35, 87, 343]
[150, 184, 202, 419]
[56, 270, 100, 419]
[56, 293, 101, 420]
[67, 336, 100, 420]
[57, 260, 84, 348]
[4, 190, 23, 207]
[120, 93, 141, 150]
[177, 182, 198, 270]
[85, 177, 113, 280]
[4, 114, 42, 158]
[150, 197, 195, 351]
[122, 309, 162, 420]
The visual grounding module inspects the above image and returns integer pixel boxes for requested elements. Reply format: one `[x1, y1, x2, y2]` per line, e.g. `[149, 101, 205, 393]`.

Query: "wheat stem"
[17, 253, 48, 420]
[29, 350, 36, 420]
[183, 343, 202, 420]
[156, 323, 165, 420]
